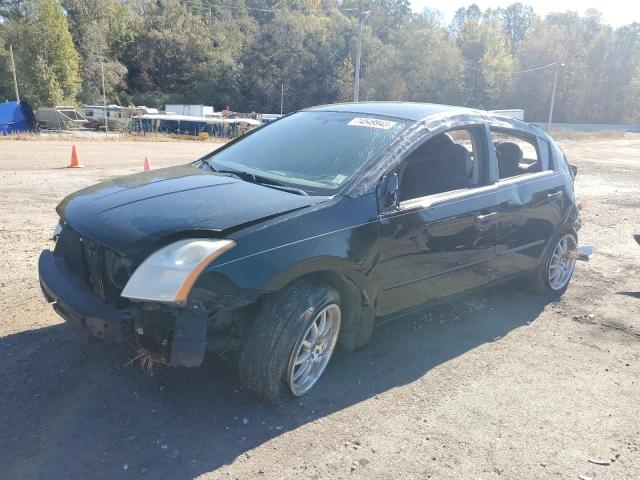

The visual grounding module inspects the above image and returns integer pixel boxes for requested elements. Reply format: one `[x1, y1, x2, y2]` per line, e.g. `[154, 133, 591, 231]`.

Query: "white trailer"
[165, 104, 215, 118]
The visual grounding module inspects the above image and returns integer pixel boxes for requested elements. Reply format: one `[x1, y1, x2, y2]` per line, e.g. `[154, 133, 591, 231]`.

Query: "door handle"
[474, 211, 498, 225]
[547, 191, 563, 201]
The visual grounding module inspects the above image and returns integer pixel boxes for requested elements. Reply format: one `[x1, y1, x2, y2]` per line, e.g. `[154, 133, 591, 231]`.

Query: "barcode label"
[348, 117, 397, 129]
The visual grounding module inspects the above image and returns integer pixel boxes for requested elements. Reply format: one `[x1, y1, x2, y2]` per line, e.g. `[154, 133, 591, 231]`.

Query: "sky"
[410, 0, 640, 27]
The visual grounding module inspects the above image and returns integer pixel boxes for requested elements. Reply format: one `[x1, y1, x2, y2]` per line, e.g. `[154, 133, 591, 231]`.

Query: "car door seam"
[382, 256, 494, 291]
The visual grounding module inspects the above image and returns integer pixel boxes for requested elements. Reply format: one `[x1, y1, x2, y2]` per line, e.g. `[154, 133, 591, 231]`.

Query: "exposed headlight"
[121, 239, 236, 303]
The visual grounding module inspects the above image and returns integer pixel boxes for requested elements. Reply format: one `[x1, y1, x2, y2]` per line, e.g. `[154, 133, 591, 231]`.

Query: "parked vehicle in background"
[82, 105, 158, 130]
[35, 106, 88, 130]
[131, 114, 260, 137]
[38, 102, 582, 404]
[259, 113, 282, 124]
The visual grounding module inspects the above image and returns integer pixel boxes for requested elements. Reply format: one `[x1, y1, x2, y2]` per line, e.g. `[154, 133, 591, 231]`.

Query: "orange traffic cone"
[67, 144, 82, 168]
[143, 157, 151, 172]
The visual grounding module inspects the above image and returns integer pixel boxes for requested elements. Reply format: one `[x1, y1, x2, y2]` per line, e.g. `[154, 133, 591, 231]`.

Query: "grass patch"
[125, 347, 168, 376]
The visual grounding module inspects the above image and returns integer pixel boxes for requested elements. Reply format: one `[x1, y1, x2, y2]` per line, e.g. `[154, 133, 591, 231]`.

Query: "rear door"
[489, 127, 566, 277]
[374, 125, 501, 316]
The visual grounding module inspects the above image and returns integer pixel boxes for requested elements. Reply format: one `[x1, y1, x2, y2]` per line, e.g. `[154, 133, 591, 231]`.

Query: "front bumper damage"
[38, 249, 207, 367]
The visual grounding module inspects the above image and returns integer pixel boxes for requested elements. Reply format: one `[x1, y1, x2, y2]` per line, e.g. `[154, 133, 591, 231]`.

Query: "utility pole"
[9, 45, 19, 102]
[547, 62, 563, 131]
[280, 82, 284, 115]
[353, 10, 369, 102]
[101, 61, 108, 137]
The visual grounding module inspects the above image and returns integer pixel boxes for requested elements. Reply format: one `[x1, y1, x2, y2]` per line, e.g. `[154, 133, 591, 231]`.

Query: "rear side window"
[490, 129, 541, 180]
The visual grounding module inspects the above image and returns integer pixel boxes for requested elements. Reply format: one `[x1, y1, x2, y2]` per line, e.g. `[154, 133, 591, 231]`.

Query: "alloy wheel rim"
[288, 304, 341, 396]
[548, 234, 576, 291]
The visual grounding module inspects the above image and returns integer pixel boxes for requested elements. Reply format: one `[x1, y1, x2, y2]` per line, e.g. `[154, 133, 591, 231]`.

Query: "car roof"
[305, 102, 481, 122]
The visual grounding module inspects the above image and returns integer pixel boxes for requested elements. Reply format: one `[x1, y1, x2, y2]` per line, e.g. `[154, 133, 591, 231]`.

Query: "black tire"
[239, 281, 341, 405]
[529, 231, 577, 295]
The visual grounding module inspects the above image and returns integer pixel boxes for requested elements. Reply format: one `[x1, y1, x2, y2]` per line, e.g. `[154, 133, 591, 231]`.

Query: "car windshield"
[203, 111, 412, 195]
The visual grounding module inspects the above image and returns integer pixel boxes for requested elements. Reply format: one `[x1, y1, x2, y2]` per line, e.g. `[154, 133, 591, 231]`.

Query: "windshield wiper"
[210, 166, 309, 196]
[250, 174, 310, 196]
[215, 169, 257, 183]
[256, 182, 309, 196]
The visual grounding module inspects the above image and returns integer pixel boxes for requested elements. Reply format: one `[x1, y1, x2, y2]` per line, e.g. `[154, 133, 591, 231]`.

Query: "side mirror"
[377, 173, 400, 214]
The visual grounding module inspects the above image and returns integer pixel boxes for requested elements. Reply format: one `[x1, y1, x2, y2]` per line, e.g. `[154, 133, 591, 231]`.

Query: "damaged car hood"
[57, 164, 325, 254]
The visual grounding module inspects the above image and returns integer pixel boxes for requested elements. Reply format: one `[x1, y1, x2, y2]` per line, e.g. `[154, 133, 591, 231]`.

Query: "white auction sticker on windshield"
[348, 117, 397, 129]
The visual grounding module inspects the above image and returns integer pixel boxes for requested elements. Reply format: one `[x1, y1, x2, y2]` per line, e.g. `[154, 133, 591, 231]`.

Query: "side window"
[400, 128, 480, 201]
[490, 129, 541, 180]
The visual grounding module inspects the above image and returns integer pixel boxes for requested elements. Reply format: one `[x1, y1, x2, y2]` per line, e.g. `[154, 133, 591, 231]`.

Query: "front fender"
[191, 211, 382, 347]
[263, 255, 373, 298]
[195, 218, 380, 302]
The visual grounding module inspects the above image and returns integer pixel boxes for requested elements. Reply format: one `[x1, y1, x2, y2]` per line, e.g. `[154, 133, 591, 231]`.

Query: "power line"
[464, 61, 561, 75]
[513, 61, 558, 74]
[282, 86, 315, 110]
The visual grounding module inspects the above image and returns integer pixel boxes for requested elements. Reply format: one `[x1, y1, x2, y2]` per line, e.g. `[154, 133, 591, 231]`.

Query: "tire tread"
[239, 280, 339, 405]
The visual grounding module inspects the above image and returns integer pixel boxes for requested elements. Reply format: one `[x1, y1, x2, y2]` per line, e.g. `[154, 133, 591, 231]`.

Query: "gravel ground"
[0, 136, 638, 480]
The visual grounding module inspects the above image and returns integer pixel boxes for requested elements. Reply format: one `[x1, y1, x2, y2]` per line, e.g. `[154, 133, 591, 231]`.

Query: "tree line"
[1, 0, 639, 123]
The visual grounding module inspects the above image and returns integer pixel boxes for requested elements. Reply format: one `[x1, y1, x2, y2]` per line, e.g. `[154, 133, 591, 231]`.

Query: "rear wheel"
[530, 232, 577, 295]
[239, 281, 341, 405]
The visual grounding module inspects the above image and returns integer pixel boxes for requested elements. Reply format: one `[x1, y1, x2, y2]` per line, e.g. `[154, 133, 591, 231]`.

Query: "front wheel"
[239, 281, 341, 405]
[530, 232, 577, 295]
[287, 303, 341, 396]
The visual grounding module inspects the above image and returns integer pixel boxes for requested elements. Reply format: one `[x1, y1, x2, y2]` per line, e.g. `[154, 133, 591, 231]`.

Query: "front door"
[373, 125, 501, 316]
[375, 188, 501, 316]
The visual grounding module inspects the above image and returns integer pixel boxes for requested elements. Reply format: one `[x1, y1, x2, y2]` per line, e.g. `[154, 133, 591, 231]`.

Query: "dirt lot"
[0, 136, 639, 480]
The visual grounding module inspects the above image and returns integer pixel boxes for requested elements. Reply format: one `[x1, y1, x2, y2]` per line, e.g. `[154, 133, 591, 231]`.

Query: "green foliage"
[456, 18, 515, 109]
[0, 46, 14, 102]
[236, 8, 355, 112]
[0, 1, 638, 123]
[483, 3, 534, 53]
[62, 0, 137, 104]
[626, 65, 640, 122]
[31, 56, 64, 105]
[362, 15, 464, 104]
[335, 57, 355, 102]
[1, 0, 81, 106]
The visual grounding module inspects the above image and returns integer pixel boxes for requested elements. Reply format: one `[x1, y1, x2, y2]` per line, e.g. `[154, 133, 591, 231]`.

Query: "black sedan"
[39, 102, 581, 404]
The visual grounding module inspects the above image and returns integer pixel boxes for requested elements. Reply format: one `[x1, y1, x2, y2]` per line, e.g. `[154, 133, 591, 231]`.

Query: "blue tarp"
[0, 101, 33, 135]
